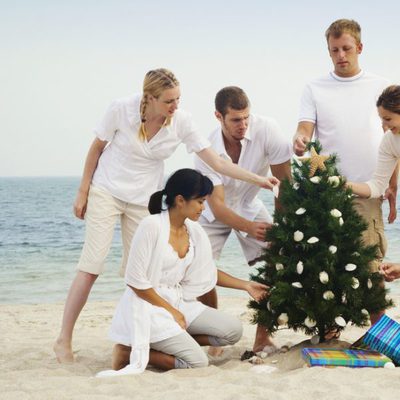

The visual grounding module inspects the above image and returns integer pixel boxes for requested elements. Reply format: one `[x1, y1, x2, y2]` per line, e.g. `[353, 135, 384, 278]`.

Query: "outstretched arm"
[379, 262, 400, 282]
[74, 138, 108, 219]
[207, 185, 271, 241]
[196, 147, 279, 190]
[217, 270, 268, 302]
[384, 162, 398, 223]
[346, 182, 372, 198]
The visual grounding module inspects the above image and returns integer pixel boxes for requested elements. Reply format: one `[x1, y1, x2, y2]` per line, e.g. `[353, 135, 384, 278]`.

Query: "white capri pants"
[151, 307, 243, 369]
[199, 205, 272, 265]
[77, 185, 149, 276]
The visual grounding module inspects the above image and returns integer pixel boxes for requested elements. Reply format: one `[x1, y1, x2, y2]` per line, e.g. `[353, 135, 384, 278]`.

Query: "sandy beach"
[2, 296, 400, 400]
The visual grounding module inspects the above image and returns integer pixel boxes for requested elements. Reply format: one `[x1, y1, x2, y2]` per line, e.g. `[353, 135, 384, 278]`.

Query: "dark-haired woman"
[96, 169, 268, 376]
[347, 85, 400, 282]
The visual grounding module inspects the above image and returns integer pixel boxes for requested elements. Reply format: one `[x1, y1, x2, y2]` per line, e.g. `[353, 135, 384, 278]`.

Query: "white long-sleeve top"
[366, 131, 400, 198]
[108, 211, 218, 374]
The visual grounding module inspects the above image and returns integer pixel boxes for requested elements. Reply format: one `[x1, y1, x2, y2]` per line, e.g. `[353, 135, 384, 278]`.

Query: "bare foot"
[54, 338, 74, 363]
[252, 325, 275, 353]
[324, 328, 341, 341]
[112, 344, 131, 370]
[208, 346, 223, 357]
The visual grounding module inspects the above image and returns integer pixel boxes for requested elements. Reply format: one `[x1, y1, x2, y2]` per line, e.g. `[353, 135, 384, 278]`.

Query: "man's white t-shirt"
[299, 70, 389, 182]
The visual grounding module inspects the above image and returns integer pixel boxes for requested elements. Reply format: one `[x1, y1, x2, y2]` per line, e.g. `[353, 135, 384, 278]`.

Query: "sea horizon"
[1, 176, 399, 305]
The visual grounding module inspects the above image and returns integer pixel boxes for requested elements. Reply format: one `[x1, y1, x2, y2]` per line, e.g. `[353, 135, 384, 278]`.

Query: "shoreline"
[2, 297, 400, 400]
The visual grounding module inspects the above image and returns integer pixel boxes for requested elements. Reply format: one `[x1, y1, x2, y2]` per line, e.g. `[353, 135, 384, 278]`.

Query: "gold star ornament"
[299, 146, 330, 177]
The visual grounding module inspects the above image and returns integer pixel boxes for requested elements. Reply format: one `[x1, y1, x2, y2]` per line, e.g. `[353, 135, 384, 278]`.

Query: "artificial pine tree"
[250, 141, 393, 342]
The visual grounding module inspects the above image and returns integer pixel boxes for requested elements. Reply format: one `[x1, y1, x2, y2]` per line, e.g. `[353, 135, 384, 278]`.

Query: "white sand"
[1, 296, 400, 400]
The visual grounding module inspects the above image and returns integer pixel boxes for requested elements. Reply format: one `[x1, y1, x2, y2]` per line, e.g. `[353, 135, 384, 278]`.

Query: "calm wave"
[0, 177, 399, 304]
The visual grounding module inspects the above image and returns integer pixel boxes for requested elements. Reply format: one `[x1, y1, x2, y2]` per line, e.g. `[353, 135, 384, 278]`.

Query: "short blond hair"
[325, 19, 361, 44]
[138, 68, 179, 141]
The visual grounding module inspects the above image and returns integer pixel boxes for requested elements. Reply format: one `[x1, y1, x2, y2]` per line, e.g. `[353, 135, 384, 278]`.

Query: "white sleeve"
[93, 100, 120, 142]
[194, 153, 224, 187]
[298, 84, 317, 123]
[124, 217, 158, 289]
[176, 112, 210, 153]
[366, 134, 398, 198]
[264, 118, 293, 165]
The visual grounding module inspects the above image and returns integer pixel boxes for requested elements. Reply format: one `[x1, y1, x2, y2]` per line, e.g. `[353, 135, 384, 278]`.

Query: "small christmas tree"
[250, 141, 393, 342]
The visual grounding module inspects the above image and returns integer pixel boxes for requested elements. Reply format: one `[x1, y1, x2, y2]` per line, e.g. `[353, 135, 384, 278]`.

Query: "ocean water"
[0, 177, 399, 304]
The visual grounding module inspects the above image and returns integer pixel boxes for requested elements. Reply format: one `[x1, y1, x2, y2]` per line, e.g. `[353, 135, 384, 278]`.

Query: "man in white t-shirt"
[293, 19, 398, 325]
[195, 86, 292, 353]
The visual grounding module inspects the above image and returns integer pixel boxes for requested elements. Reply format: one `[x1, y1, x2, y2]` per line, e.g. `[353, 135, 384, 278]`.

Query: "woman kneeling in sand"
[97, 169, 268, 376]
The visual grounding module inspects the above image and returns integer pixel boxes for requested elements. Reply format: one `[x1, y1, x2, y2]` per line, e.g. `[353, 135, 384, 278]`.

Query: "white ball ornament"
[278, 313, 289, 325]
[294, 230, 304, 242]
[330, 209, 342, 218]
[328, 176, 340, 187]
[335, 316, 347, 327]
[329, 245, 337, 254]
[345, 263, 357, 271]
[276, 263, 284, 271]
[319, 271, 329, 284]
[292, 282, 303, 289]
[384, 362, 396, 369]
[304, 317, 316, 328]
[295, 207, 306, 215]
[367, 279, 372, 289]
[307, 236, 319, 244]
[323, 291, 335, 300]
[296, 261, 304, 274]
[352, 277, 360, 289]
[293, 182, 300, 190]
[339, 217, 344, 226]
[310, 176, 321, 184]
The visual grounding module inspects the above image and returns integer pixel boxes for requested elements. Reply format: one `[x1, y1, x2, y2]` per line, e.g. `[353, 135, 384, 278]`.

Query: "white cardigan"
[97, 211, 217, 377]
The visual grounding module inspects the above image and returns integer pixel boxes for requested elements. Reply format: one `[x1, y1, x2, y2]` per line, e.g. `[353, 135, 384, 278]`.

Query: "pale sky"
[1, 0, 400, 176]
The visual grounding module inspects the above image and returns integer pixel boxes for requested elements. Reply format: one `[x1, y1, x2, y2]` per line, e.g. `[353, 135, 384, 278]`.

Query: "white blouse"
[91, 94, 210, 205]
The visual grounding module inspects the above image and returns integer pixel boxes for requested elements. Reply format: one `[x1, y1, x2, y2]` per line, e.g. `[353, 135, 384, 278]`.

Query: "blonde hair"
[138, 68, 179, 141]
[325, 19, 361, 45]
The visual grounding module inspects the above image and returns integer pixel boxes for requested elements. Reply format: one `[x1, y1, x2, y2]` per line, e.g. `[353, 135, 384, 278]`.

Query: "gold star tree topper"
[299, 146, 330, 177]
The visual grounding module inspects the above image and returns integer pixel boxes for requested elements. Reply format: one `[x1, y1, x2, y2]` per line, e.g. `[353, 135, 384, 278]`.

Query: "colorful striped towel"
[302, 348, 391, 367]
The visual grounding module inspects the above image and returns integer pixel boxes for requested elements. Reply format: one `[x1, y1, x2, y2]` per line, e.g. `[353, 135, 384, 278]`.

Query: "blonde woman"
[54, 68, 279, 363]
[348, 85, 400, 282]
